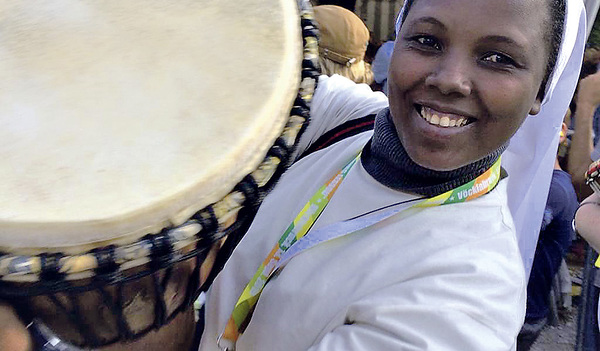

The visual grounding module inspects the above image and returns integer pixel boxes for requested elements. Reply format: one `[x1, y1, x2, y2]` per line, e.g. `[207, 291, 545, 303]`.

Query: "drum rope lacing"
[0, 1, 321, 348]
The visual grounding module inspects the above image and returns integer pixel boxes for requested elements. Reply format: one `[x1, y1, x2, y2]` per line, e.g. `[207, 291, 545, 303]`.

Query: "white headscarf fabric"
[394, 0, 587, 276]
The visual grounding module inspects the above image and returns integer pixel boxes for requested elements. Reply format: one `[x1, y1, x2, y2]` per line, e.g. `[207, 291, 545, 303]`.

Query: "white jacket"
[199, 75, 526, 351]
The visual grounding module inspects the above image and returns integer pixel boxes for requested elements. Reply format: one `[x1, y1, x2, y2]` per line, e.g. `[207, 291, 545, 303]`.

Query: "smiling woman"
[198, 0, 586, 351]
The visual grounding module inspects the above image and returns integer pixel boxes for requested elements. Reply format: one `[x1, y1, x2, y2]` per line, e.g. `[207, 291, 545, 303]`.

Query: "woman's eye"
[482, 53, 516, 66]
[413, 36, 441, 50]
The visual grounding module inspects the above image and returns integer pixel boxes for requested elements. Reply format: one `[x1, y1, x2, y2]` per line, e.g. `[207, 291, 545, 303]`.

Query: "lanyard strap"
[218, 154, 502, 350]
[277, 155, 503, 271]
[217, 153, 360, 350]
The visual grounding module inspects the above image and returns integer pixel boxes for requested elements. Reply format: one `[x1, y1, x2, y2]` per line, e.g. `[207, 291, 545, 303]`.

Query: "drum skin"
[0, 0, 301, 254]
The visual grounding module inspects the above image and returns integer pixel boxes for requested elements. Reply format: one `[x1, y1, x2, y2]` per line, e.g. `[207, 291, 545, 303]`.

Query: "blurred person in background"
[567, 51, 600, 350]
[574, 159, 600, 349]
[567, 50, 600, 200]
[313, 5, 374, 84]
[576, 167, 600, 251]
[518, 121, 578, 350]
[371, 40, 394, 95]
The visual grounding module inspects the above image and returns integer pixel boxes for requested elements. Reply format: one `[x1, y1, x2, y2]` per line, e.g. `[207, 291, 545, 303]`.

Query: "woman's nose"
[424, 52, 473, 96]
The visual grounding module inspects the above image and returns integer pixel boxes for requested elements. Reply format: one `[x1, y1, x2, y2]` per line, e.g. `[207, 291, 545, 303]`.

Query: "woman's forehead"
[404, 0, 548, 39]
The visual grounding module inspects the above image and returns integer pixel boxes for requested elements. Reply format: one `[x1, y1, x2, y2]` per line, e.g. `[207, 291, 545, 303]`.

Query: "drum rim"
[0, 1, 320, 284]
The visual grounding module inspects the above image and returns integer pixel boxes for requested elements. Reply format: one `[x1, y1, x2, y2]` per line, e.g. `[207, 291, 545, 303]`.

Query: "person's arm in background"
[0, 303, 31, 351]
[568, 71, 600, 200]
[575, 192, 600, 252]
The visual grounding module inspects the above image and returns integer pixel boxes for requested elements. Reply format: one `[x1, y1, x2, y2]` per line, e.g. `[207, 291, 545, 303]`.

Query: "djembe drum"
[0, 0, 319, 348]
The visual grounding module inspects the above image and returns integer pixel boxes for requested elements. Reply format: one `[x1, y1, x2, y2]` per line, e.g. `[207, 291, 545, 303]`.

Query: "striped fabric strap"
[299, 114, 376, 160]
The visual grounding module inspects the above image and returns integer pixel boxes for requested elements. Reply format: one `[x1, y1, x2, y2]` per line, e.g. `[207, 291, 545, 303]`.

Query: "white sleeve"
[292, 74, 388, 159]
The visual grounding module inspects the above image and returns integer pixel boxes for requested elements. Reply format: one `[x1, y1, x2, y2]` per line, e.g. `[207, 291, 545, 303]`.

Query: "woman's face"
[388, 0, 549, 170]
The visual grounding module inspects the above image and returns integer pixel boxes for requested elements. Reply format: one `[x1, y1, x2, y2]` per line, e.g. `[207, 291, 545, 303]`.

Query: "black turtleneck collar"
[361, 108, 507, 197]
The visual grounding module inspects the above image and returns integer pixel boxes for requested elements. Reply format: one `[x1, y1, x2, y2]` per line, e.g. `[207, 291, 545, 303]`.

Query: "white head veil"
[395, 0, 587, 276]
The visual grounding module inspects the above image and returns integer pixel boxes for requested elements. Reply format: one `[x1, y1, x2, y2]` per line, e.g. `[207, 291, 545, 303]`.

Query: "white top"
[200, 75, 525, 351]
[0, 0, 301, 252]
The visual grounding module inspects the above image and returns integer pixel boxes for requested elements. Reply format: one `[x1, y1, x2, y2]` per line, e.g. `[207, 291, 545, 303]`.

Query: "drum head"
[0, 0, 302, 253]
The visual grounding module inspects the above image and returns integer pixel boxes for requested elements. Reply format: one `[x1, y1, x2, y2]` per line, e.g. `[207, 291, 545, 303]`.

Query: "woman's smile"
[416, 104, 474, 128]
[406, 102, 476, 154]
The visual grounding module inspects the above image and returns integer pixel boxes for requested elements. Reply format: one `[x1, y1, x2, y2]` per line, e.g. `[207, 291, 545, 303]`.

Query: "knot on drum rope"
[39, 252, 65, 282]
[302, 25, 319, 39]
[302, 59, 320, 77]
[293, 95, 310, 112]
[235, 175, 261, 213]
[92, 246, 119, 281]
[291, 105, 310, 119]
[193, 206, 219, 241]
[147, 230, 174, 270]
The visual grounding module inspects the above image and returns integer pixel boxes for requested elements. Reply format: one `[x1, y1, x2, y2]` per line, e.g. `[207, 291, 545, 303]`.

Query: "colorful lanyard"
[218, 153, 502, 350]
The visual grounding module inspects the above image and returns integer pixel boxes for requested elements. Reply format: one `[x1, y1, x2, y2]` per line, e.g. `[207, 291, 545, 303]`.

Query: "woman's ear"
[529, 97, 542, 115]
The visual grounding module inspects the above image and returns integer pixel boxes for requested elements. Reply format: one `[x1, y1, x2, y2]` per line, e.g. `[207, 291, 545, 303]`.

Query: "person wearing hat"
[313, 5, 374, 84]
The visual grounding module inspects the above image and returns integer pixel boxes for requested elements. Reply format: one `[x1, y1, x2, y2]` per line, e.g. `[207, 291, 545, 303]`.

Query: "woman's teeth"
[420, 106, 468, 127]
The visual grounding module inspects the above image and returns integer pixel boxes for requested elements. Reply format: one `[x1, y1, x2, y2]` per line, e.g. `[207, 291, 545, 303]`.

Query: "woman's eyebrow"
[410, 16, 446, 29]
[479, 35, 527, 52]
